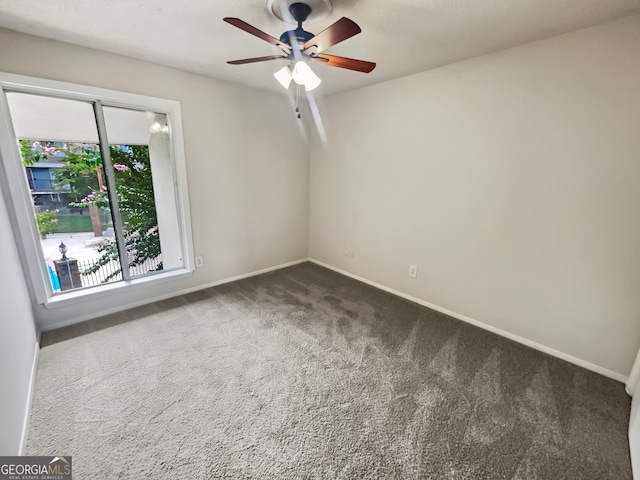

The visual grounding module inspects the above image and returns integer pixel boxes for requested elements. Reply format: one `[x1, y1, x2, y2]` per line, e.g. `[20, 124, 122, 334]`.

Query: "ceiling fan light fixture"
[149, 114, 168, 134]
[274, 65, 293, 89]
[224, 4, 374, 94]
[304, 73, 321, 91]
[149, 121, 163, 134]
[292, 61, 321, 91]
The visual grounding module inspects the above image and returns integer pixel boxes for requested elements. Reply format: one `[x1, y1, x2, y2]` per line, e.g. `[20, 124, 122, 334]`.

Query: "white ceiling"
[0, 0, 638, 97]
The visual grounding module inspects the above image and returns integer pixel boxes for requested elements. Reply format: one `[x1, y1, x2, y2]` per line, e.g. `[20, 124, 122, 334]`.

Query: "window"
[0, 72, 194, 307]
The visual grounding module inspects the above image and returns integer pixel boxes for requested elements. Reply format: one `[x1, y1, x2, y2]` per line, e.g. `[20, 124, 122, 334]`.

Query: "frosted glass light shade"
[292, 61, 321, 91]
[303, 72, 321, 91]
[274, 66, 293, 89]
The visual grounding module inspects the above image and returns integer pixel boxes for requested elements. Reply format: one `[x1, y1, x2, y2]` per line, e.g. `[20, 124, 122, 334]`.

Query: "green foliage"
[51, 144, 102, 197]
[20, 140, 102, 199]
[19, 140, 59, 165]
[35, 209, 59, 237]
[79, 145, 161, 282]
[19, 139, 161, 282]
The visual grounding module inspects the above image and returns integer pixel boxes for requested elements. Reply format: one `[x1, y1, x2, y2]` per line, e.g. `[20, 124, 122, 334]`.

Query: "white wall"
[0, 27, 309, 330]
[309, 15, 640, 378]
[0, 180, 38, 454]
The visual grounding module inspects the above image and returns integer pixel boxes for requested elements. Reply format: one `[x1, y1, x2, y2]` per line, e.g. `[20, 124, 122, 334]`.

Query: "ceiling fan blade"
[227, 55, 289, 65]
[313, 54, 376, 73]
[303, 17, 361, 53]
[223, 18, 291, 51]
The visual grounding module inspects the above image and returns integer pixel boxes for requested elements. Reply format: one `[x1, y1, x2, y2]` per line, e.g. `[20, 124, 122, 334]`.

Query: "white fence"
[76, 255, 162, 287]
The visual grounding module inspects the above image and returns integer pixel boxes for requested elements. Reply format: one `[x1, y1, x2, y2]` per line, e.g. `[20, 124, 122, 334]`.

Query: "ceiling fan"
[223, 2, 375, 92]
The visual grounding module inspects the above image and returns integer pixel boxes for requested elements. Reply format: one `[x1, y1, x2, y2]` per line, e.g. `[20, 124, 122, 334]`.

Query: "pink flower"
[114, 164, 129, 171]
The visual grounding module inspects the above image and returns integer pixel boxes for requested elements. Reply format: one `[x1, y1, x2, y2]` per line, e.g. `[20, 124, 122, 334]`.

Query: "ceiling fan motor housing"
[280, 28, 314, 47]
[289, 2, 311, 22]
[280, 3, 315, 48]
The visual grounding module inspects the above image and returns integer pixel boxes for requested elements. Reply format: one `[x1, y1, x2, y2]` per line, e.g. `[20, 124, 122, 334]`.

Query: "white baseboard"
[19, 335, 40, 455]
[309, 258, 628, 384]
[40, 258, 309, 332]
[627, 351, 640, 396]
[39, 256, 628, 384]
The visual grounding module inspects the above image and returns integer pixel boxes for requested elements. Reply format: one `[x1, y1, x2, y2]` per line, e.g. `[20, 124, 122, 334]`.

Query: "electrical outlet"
[195, 255, 204, 268]
[409, 264, 418, 278]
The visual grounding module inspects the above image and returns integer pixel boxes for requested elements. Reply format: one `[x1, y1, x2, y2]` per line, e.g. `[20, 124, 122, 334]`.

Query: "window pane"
[6, 93, 99, 143]
[0, 74, 192, 306]
[102, 107, 184, 280]
[107, 143, 162, 279]
[5, 92, 118, 292]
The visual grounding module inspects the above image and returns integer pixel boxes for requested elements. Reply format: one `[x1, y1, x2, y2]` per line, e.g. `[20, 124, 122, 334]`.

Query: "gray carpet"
[28, 262, 632, 479]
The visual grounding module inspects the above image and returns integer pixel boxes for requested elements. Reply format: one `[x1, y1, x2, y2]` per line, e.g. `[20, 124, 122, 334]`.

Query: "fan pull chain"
[296, 84, 301, 119]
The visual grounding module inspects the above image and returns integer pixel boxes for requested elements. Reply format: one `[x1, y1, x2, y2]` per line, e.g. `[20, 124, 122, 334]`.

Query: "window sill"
[42, 267, 193, 309]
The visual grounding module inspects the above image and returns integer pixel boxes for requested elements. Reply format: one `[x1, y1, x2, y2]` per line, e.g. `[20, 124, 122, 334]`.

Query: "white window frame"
[0, 72, 194, 308]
